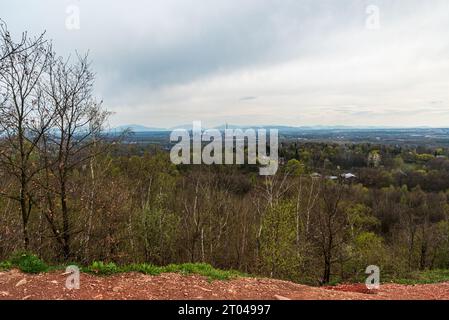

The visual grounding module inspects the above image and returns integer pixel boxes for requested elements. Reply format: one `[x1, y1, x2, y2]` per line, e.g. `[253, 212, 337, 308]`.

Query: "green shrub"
[389, 269, 449, 285]
[162, 263, 244, 280]
[126, 263, 163, 275]
[86, 261, 120, 275]
[123, 262, 244, 280]
[0, 261, 12, 271]
[9, 252, 48, 274]
[1, 255, 245, 281]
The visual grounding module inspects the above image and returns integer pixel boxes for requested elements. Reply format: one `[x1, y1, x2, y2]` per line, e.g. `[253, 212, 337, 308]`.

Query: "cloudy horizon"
[1, 0, 449, 128]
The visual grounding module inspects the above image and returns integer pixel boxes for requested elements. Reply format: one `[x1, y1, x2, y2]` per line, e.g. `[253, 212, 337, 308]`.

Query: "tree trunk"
[323, 255, 331, 284]
[60, 174, 71, 260]
[20, 186, 30, 250]
[420, 241, 427, 270]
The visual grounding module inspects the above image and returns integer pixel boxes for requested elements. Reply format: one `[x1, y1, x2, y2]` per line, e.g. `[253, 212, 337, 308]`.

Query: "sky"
[1, 0, 449, 128]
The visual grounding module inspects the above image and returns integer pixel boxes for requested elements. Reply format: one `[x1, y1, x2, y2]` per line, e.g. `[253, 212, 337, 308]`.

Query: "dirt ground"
[1, 269, 449, 300]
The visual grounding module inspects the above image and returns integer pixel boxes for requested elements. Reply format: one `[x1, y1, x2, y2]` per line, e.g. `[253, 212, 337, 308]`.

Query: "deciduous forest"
[2, 24, 449, 286]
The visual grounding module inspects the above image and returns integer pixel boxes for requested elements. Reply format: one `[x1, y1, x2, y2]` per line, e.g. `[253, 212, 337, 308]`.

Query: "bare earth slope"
[1, 269, 449, 300]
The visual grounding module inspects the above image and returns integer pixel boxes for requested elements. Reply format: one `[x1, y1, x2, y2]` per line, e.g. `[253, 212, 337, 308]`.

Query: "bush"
[86, 261, 120, 275]
[125, 262, 244, 280]
[126, 263, 162, 275]
[1, 256, 244, 281]
[390, 269, 449, 285]
[0, 261, 12, 271]
[9, 252, 48, 274]
[162, 263, 244, 280]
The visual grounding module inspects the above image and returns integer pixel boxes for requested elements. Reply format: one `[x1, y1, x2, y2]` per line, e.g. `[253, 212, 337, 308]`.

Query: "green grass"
[84, 261, 120, 275]
[324, 269, 449, 286]
[0, 254, 245, 281]
[3, 254, 449, 285]
[0, 260, 12, 271]
[159, 263, 245, 280]
[85, 261, 245, 281]
[125, 263, 162, 275]
[387, 269, 449, 285]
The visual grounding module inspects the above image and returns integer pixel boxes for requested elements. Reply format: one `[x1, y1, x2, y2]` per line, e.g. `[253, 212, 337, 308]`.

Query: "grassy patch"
[160, 263, 245, 281]
[0, 255, 245, 281]
[388, 269, 449, 285]
[3, 255, 449, 285]
[84, 261, 120, 275]
[0, 260, 12, 271]
[124, 263, 163, 275]
[84, 261, 245, 280]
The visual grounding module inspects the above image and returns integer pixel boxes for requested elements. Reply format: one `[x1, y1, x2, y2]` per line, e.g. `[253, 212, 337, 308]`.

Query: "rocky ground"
[1, 269, 449, 300]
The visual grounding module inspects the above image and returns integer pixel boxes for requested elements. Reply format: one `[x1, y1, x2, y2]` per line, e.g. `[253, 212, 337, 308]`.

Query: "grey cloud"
[1, 0, 449, 127]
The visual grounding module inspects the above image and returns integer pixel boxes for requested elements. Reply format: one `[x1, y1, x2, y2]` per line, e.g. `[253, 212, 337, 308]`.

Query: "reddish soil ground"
[1, 269, 449, 300]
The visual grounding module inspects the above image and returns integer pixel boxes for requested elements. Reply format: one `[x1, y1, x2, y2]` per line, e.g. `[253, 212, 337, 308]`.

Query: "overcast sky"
[1, 0, 449, 128]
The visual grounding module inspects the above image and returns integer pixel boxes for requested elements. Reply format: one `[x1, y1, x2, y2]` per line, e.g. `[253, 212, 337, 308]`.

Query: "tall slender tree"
[0, 24, 52, 249]
[40, 53, 109, 259]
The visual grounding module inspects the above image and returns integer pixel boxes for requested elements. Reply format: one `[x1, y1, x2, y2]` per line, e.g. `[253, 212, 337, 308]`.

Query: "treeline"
[2, 24, 449, 285]
[281, 141, 449, 192]
[3, 145, 449, 284]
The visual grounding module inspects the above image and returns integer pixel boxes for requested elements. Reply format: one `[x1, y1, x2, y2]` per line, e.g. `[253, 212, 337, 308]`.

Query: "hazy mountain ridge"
[112, 124, 443, 133]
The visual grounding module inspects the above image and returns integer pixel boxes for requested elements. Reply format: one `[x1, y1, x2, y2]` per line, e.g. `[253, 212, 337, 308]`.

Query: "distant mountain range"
[110, 124, 439, 133]
[109, 124, 168, 132]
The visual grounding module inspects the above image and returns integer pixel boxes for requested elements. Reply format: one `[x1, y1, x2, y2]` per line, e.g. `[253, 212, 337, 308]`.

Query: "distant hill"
[111, 124, 168, 132]
[110, 124, 446, 133]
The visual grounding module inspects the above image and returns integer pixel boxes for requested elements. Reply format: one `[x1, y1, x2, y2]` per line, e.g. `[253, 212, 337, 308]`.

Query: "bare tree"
[294, 175, 320, 273]
[0, 25, 53, 250]
[1, 20, 46, 74]
[40, 53, 109, 259]
[312, 179, 348, 284]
